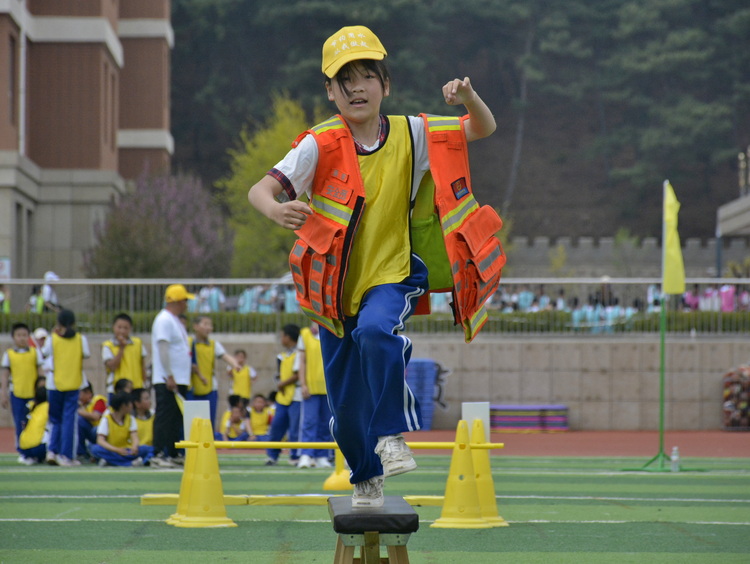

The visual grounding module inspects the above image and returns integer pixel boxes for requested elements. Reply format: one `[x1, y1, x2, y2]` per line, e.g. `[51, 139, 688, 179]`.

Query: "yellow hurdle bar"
[175, 440, 504, 450]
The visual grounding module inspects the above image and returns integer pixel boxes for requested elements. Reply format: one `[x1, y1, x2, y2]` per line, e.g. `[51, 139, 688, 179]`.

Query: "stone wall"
[2, 333, 745, 432]
[506, 236, 750, 277]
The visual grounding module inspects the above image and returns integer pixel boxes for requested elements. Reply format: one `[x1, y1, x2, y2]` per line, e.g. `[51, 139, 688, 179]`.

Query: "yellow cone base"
[430, 420, 492, 529]
[166, 418, 236, 528]
[470, 419, 509, 528]
[323, 449, 352, 491]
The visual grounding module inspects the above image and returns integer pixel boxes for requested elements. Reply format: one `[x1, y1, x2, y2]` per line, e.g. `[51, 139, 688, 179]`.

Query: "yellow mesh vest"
[231, 366, 251, 399]
[7, 349, 38, 399]
[135, 414, 153, 446]
[250, 407, 270, 436]
[275, 351, 296, 406]
[300, 328, 326, 395]
[52, 333, 83, 392]
[343, 116, 413, 316]
[103, 412, 133, 448]
[103, 337, 144, 388]
[19, 402, 48, 449]
[191, 338, 215, 396]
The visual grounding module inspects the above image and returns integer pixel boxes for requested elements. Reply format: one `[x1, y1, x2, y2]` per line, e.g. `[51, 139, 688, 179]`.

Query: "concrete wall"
[2, 333, 745, 432]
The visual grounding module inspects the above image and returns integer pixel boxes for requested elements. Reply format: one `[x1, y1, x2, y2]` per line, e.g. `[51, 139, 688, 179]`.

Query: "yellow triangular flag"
[662, 180, 685, 295]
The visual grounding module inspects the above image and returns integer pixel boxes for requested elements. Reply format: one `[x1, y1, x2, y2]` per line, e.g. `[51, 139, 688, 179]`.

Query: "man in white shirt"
[151, 284, 193, 467]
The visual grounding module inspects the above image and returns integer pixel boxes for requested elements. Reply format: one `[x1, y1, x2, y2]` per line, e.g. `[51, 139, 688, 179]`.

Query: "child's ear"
[383, 78, 390, 98]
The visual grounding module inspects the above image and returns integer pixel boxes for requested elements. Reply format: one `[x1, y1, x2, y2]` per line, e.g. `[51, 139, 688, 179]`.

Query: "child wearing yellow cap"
[248, 25, 501, 508]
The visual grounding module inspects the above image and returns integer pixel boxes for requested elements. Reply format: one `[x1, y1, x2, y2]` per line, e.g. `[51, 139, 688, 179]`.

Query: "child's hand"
[271, 200, 312, 231]
[442, 76, 476, 106]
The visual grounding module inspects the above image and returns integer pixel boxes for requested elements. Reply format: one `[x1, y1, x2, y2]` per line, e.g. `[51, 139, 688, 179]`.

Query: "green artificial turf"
[0, 453, 748, 563]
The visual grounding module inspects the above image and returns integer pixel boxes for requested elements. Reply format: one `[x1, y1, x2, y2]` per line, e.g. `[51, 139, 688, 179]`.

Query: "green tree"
[217, 95, 314, 276]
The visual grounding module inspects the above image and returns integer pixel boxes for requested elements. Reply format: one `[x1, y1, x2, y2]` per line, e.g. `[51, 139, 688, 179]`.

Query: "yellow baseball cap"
[322, 25, 387, 78]
[165, 284, 194, 303]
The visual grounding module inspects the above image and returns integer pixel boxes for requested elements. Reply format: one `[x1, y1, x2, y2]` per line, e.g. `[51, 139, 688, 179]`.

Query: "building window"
[9, 36, 17, 126]
[110, 70, 116, 151]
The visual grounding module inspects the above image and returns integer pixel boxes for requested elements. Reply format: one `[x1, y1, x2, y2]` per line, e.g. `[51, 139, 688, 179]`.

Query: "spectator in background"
[0, 284, 10, 313]
[296, 323, 333, 469]
[249, 394, 272, 441]
[701, 284, 720, 312]
[719, 283, 736, 313]
[102, 313, 148, 399]
[257, 285, 276, 314]
[18, 384, 49, 465]
[265, 324, 301, 466]
[189, 315, 241, 429]
[30, 327, 48, 350]
[41, 272, 62, 313]
[151, 284, 193, 468]
[198, 283, 226, 313]
[76, 383, 107, 460]
[1, 322, 44, 463]
[237, 285, 261, 313]
[26, 286, 44, 314]
[228, 349, 257, 402]
[683, 284, 700, 311]
[556, 288, 568, 312]
[132, 388, 153, 447]
[90, 392, 152, 467]
[43, 309, 91, 466]
[517, 285, 534, 312]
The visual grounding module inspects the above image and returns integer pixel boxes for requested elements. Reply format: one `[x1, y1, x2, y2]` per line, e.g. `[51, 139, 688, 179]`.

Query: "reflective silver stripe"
[325, 295, 333, 306]
[326, 255, 337, 266]
[295, 283, 304, 294]
[427, 116, 460, 130]
[452, 261, 461, 275]
[327, 275, 334, 287]
[291, 264, 303, 275]
[478, 246, 502, 273]
[441, 194, 477, 234]
[312, 259, 324, 273]
[314, 196, 352, 223]
[292, 245, 305, 257]
[310, 281, 321, 293]
[455, 280, 463, 293]
[311, 299, 323, 313]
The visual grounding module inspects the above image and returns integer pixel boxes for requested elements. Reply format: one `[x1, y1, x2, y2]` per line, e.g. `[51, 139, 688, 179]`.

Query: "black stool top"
[328, 496, 420, 535]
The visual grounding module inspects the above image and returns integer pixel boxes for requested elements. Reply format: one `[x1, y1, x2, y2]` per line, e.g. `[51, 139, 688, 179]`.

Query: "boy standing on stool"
[249, 26, 500, 506]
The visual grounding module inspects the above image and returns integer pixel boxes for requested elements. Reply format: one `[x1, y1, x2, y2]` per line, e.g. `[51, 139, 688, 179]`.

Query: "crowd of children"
[2, 312, 331, 469]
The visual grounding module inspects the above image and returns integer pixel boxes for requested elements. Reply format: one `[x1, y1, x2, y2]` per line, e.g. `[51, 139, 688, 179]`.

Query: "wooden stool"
[328, 496, 419, 564]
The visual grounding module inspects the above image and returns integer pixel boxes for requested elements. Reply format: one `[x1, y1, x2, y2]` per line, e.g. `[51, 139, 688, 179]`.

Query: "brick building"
[0, 0, 172, 286]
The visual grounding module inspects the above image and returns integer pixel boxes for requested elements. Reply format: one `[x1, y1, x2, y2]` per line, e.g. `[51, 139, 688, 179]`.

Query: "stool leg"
[362, 531, 381, 564]
[386, 545, 409, 564]
[334, 536, 355, 564]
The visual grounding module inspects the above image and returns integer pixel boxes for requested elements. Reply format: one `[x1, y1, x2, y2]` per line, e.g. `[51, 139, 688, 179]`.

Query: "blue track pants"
[320, 254, 428, 484]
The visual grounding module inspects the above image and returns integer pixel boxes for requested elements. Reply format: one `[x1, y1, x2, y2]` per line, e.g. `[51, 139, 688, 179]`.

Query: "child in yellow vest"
[227, 349, 257, 401]
[248, 25, 496, 507]
[249, 394, 272, 441]
[42, 309, 91, 467]
[1, 322, 44, 463]
[76, 383, 107, 459]
[102, 313, 148, 400]
[216, 394, 245, 440]
[265, 324, 301, 466]
[222, 404, 251, 441]
[188, 316, 241, 429]
[132, 388, 153, 447]
[90, 392, 153, 467]
[18, 384, 49, 464]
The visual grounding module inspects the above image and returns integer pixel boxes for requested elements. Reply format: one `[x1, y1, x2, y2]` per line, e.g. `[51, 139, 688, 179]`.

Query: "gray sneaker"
[151, 455, 177, 469]
[352, 475, 385, 508]
[375, 434, 417, 477]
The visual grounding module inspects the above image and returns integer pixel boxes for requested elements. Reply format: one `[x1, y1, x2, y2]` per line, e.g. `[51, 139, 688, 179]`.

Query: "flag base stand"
[622, 450, 706, 473]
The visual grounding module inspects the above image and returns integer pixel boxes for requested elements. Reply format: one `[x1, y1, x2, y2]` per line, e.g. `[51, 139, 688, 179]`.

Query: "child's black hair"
[282, 324, 300, 343]
[31, 384, 47, 409]
[131, 387, 149, 404]
[113, 312, 133, 326]
[327, 59, 390, 99]
[109, 392, 132, 412]
[227, 394, 242, 408]
[114, 378, 132, 393]
[81, 383, 93, 394]
[11, 322, 30, 336]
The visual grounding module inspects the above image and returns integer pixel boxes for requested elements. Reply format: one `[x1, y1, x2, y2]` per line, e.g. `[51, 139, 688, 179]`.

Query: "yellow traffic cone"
[471, 419, 508, 527]
[323, 449, 353, 491]
[166, 418, 201, 525]
[172, 418, 236, 528]
[431, 419, 492, 529]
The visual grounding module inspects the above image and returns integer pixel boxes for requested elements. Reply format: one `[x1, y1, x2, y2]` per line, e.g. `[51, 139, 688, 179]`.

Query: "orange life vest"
[288, 114, 505, 342]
